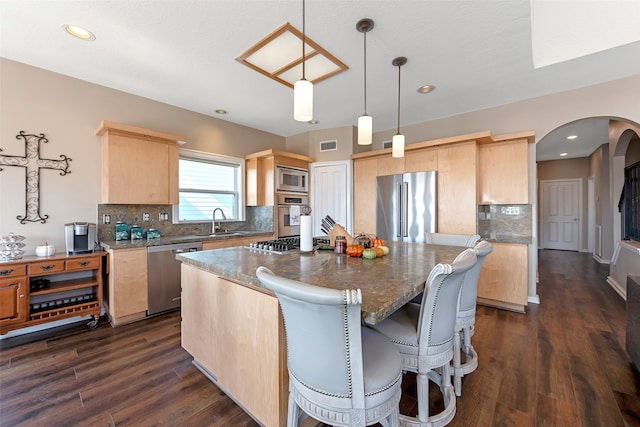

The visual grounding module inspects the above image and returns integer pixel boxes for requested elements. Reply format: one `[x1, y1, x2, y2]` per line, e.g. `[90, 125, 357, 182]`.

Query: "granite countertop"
[480, 233, 532, 245]
[99, 231, 272, 250]
[177, 241, 464, 325]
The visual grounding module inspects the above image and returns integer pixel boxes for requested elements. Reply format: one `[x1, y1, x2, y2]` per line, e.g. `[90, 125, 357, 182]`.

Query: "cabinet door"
[404, 148, 438, 173]
[108, 248, 148, 322]
[0, 277, 28, 326]
[437, 142, 477, 234]
[353, 157, 378, 234]
[102, 134, 173, 204]
[477, 242, 528, 309]
[478, 139, 528, 204]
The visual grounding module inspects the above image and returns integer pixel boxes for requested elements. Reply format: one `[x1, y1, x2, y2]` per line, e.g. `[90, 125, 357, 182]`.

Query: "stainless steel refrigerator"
[376, 171, 437, 243]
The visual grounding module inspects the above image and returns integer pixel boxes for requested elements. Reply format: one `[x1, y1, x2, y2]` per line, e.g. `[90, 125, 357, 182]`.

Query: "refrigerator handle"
[396, 181, 402, 238]
[402, 181, 409, 237]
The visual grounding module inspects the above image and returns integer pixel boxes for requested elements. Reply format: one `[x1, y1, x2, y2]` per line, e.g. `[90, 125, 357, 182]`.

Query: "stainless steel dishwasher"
[147, 242, 202, 315]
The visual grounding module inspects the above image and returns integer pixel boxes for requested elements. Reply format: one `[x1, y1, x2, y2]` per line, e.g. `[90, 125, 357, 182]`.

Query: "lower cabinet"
[0, 253, 104, 335]
[477, 242, 528, 312]
[181, 264, 288, 427]
[105, 247, 148, 326]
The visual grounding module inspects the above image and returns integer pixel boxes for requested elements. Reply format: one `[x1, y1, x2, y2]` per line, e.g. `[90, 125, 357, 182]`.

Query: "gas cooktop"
[245, 237, 330, 254]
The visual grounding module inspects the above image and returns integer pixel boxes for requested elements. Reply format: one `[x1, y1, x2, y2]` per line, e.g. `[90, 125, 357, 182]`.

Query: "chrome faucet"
[212, 208, 227, 233]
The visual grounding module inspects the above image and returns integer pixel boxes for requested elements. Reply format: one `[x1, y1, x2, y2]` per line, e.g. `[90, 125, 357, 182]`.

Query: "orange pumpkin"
[371, 236, 385, 248]
[374, 247, 384, 257]
[346, 244, 364, 257]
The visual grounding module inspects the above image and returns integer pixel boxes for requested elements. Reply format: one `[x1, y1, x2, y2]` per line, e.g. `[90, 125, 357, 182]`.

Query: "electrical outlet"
[143, 212, 150, 222]
[102, 214, 111, 225]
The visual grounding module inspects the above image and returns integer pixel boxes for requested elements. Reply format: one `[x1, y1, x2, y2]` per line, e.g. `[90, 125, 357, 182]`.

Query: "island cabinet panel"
[437, 142, 478, 234]
[404, 147, 438, 173]
[477, 242, 528, 312]
[96, 121, 183, 205]
[478, 139, 529, 204]
[106, 247, 148, 325]
[181, 264, 288, 427]
[353, 157, 378, 234]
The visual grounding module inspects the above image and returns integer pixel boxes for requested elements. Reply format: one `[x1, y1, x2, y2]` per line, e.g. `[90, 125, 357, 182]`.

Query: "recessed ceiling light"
[560, 152, 568, 157]
[308, 120, 319, 125]
[63, 24, 95, 41]
[567, 135, 578, 140]
[417, 85, 436, 94]
[215, 109, 228, 115]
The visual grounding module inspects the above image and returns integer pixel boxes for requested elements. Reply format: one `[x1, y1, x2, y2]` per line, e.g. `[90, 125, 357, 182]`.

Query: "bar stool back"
[256, 266, 403, 427]
[368, 249, 476, 426]
[452, 240, 493, 396]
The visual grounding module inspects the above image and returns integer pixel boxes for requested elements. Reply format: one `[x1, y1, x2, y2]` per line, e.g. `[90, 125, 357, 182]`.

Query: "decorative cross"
[0, 131, 71, 224]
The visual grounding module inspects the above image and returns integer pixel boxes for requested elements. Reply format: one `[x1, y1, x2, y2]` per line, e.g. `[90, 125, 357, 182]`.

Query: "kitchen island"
[177, 242, 463, 427]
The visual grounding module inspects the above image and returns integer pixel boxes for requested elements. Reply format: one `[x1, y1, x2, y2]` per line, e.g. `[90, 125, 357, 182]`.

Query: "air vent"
[383, 140, 392, 149]
[320, 139, 338, 152]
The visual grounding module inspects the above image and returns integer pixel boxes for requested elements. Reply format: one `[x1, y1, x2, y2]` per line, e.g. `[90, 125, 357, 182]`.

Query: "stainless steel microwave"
[276, 166, 308, 193]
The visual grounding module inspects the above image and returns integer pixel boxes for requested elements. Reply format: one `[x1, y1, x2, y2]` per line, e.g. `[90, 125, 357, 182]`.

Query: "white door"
[310, 161, 352, 237]
[541, 179, 580, 251]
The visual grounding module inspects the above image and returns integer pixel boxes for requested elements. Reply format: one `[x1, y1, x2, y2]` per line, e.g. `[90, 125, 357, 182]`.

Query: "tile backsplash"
[477, 204, 532, 243]
[97, 204, 273, 242]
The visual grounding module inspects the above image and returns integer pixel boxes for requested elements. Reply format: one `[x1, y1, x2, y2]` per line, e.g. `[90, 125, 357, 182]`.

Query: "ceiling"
[1, 1, 639, 161]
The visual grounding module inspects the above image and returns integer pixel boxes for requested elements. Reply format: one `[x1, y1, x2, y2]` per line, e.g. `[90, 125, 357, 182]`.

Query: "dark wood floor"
[1, 250, 639, 426]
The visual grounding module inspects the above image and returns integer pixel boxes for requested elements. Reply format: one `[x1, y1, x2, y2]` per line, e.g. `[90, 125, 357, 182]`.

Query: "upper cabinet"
[245, 149, 313, 206]
[351, 131, 534, 235]
[96, 121, 185, 205]
[478, 136, 530, 204]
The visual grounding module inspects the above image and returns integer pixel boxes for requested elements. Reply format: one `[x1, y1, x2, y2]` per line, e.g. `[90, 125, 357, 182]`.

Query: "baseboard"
[477, 297, 526, 313]
[528, 294, 540, 305]
[592, 254, 611, 264]
[606, 276, 627, 300]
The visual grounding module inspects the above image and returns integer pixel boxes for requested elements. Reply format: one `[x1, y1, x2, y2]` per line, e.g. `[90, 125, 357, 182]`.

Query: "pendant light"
[356, 18, 374, 145]
[294, 0, 313, 122]
[392, 56, 407, 158]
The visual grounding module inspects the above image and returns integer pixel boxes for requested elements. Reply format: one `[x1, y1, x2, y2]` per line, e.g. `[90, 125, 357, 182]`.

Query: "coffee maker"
[65, 222, 97, 254]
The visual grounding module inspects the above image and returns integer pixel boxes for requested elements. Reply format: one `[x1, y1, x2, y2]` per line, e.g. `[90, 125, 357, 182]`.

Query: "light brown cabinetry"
[181, 264, 287, 427]
[352, 140, 477, 235]
[105, 247, 148, 326]
[96, 121, 185, 205]
[245, 149, 313, 206]
[0, 253, 104, 335]
[477, 242, 528, 312]
[437, 141, 477, 234]
[202, 235, 272, 251]
[478, 138, 529, 204]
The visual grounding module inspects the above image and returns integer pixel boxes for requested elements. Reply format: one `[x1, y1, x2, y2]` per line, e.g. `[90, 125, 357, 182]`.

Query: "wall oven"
[276, 193, 309, 238]
[276, 166, 308, 193]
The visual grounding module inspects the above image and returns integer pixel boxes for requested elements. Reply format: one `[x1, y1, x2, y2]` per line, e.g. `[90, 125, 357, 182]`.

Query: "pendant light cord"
[396, 63, 401, 135]
[363, 30, 367, 115]
[302, 0, 306, 80]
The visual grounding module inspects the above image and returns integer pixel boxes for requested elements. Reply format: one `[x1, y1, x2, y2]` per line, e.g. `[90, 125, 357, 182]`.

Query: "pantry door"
[541, 179, 581, 251]
[310, 161, 352, 237]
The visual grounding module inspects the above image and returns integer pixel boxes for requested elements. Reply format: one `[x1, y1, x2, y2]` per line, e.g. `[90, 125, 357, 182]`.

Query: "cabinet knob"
[19, 294, 25, 299]
[0, 269, 14, 276]
[40, 265, 55, 271]
[78, 261, 90, 267]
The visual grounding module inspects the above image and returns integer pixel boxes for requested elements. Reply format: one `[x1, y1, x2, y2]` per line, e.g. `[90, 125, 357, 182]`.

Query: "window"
[174, 149, 244, 222]
[623, 160, 640, 241]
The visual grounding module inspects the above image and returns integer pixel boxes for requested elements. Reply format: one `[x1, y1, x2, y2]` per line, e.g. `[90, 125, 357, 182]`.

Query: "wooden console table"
[0, 252, 105, 335]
